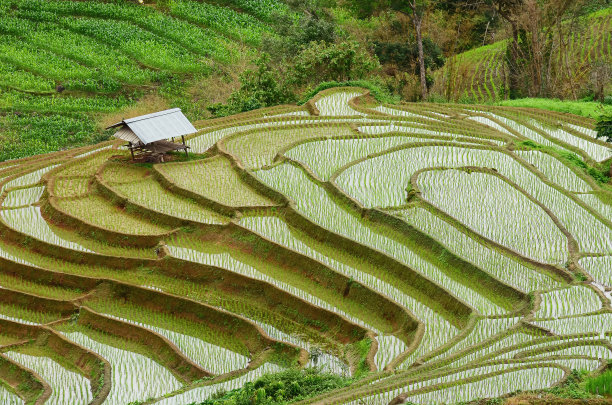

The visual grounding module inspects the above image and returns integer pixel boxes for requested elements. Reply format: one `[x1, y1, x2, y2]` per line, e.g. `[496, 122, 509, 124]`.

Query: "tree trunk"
[413, 15, 428, 100]
[508, 20, 521, 99]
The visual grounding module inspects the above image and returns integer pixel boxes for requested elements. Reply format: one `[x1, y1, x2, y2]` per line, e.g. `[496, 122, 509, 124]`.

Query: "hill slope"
[1, 89, 612, 404]
[0, 0, 290, 161]
[430, 9, 612, 103]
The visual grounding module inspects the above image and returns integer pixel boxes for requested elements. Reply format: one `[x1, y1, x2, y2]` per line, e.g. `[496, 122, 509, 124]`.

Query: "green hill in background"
[430, 9, 612, 105]
[0, 0, 287, 161]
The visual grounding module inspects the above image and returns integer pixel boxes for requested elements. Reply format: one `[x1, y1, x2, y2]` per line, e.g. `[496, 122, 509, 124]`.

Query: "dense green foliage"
[192, 369, 353, 405]
[546, 369, 592, 399]
[585, 367, 612, 396]
[0, 0, 610, 162]
[596, 113, 612, 142]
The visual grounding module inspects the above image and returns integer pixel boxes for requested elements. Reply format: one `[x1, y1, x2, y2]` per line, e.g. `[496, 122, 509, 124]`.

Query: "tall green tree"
[484, 0, 524, 98]
[348, 0, 430, 100]
[389, 0, 429, 100]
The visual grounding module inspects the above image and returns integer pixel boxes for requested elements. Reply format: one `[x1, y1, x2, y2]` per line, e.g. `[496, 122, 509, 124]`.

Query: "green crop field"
[0, 0, 288, 162]
[0, 88, 611, 404]
[431, 9, 612, 104]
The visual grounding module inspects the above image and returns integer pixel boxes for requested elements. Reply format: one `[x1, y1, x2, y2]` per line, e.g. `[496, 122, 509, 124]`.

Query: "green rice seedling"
[579, 194, 612, 220]
[534, 286, 603, 319]
[0, 303, 62, 325]
[86, 295, 251, 357]
[55, 194, 172, 236]
[374, 106, 442, 122]
[396, 207, 562, 292]
[2, 164, 59, 190]
[188, 122, 270, 154]
[467, 115, 515, 136]
[428, 317, 521, 363]
[1, 206, 92, 252]
[112, 178, 229, 225]
[156, 156, 275, 207]
[4, 351, 92, 405]
[334, 146, 517, 208]
[565, 123, 599, 139]
[547, 345, 611, 360]
[72, 146, 113, 160]
[501, 335, 604, 360]
[534, 313, 612, 335]
[447, 332, 536, 367]
[51, 178, 90, 198]
[166, 242, 388, 334]
[531, 121, 611, 162]
[528, 357, 601, 372]
[252, 319, 349, 375]
[476, 111, 561, 148]
[43, 220, 158, 259]
[514, 150, 592, 192]
[3, 86, 612, 403]
[519, 182, 612, 254]
[417, 169, 568, 264]
[315, 91, 365, 116]
[0, 274, 83, 301]
[285, 136, 442, 181]
[255, 164, 506, 315]
[580, 256, 612, 287]
[1, 186, 44, 208]
[239, 215, 459, 369]
[53, 150, 119, 178]
[105, 314, 249, 375]
[402, 366, 564, 404]
[357, 124, 508, 147]
[223, 123, 355, 168]
[0, 381, 20, 404]
[59, 329, 182, 404]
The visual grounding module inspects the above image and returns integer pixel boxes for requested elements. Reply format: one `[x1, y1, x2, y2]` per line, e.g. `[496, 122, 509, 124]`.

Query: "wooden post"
[129, 142, 135, 161]
[182, 135, 188, 157]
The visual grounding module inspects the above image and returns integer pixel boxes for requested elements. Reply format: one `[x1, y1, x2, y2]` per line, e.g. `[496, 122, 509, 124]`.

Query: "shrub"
[290, 41, 380, 88]
[596, 113, 612, 143]
[193, 368, 353, 405]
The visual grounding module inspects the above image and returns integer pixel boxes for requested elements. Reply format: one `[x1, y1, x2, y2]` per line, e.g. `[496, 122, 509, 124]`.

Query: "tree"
[389, 0, 429, 100]
[290, 41, 380, 87]
[487, 0, 524, 98]
[596, 114, 612, 143]
[207, 55, 294, 116]
[348, 0, 431, 100]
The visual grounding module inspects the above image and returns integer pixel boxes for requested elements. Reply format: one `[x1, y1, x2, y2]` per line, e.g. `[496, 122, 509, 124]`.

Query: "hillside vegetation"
[430, 9, 612, 104]
[0, 0, 287, 161]
[1, 0, 611, 164]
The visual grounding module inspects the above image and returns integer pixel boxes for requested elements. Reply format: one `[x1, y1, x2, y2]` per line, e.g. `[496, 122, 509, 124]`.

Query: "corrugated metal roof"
[108, 108, 197, 145]
[113, 126, 141, 144]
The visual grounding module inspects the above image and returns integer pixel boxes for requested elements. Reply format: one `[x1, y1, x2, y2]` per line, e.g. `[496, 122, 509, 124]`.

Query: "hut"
[107, 108, 196, 162]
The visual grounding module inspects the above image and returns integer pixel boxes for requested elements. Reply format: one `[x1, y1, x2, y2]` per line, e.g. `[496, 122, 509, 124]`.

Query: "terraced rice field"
[431, 9, 612, 103]
[0, 88, 611, 404]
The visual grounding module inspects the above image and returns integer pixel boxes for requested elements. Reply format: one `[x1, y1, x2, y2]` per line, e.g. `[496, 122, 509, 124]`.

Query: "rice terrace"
[1, 0, 612, 404]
